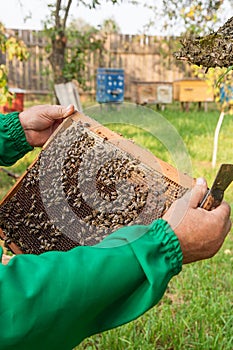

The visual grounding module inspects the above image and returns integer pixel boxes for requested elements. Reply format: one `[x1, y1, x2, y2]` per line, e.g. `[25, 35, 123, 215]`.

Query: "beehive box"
[0, 111, 193, 255]
[133, 81, 173, 105]
[173, 79, 214, 102]
[0, 88, 25, 113]
[96, 68, 124, 103]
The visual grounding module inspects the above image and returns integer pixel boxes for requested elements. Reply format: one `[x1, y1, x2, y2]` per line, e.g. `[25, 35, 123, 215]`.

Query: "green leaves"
[42, 0, 121, 85]
[148, 0, 225, 36]
[63, 28, 106, 89]
[0, 22, 28, 106]
[216, 65, 233, 87]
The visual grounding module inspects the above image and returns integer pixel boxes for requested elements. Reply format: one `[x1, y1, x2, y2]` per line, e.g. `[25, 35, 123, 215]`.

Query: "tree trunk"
[48, 31, 67, 84]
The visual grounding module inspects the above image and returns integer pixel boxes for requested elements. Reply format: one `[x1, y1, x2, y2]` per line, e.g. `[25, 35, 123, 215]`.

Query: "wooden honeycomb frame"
[0, 111, 193, 255]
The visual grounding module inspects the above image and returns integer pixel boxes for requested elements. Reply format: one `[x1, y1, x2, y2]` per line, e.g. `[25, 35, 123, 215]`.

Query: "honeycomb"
[0, 112, 192, 255]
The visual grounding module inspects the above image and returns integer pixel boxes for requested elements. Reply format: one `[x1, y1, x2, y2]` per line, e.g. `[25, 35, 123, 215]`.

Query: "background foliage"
[0, 23, 28, 104]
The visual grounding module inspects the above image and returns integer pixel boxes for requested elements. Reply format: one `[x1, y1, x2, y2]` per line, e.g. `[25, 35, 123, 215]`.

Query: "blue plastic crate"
[96, 68, 124, 103]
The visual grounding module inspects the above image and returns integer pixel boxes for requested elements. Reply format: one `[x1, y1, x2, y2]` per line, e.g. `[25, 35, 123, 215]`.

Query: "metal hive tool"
[0, 111, 193, 255]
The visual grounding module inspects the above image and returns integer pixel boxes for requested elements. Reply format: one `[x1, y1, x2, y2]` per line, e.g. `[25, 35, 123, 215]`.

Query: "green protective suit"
[0, 112, 183, 349]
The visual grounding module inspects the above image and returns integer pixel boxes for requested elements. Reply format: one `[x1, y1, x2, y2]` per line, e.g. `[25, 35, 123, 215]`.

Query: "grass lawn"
[1, 101, 233, 349]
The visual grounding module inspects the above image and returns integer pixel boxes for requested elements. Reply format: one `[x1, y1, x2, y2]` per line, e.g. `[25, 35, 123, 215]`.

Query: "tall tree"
[44, 0, 121, 84]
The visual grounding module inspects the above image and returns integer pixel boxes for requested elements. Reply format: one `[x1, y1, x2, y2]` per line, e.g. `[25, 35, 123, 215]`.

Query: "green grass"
[75, 103, 233, 350]
[74, 246, 233, 350]
[1, 102, 233, 349]
[0, 148, 40, 199]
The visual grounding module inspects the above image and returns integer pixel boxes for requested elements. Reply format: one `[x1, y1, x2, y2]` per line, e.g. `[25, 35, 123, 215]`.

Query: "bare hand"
[1, 254, 13, 265]
[163, 177, 231, 264]
[19, 104, 75, 147]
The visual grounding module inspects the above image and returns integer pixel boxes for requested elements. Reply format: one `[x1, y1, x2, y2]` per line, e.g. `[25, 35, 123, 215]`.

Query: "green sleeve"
[0, 112, 33, 166]
[0, 219, 182, 350]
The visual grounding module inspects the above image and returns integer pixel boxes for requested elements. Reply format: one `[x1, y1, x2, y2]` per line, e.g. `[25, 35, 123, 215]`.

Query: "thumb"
[63, 104, 75, 118]
[163, 177, 208, 232]
[188, 177, 208, 208]
[45, 104, 75, 120]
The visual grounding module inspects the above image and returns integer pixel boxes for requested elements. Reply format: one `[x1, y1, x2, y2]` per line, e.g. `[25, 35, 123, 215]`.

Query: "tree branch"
[63, 0, 73, 30]
[55, 0, 62, 28]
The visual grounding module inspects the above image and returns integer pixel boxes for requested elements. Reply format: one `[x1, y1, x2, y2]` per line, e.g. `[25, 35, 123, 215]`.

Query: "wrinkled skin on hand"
[163, 178, 231, 264]
[19, 104, 75, 147]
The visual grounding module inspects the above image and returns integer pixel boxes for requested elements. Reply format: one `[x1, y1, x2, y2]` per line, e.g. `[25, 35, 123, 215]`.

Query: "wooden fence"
[4, 29, 190, 101]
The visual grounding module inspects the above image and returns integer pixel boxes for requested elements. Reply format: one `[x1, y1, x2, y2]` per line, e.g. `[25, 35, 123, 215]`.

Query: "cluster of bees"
[0, 120, 187, 254]
[174, 16, 233, 70]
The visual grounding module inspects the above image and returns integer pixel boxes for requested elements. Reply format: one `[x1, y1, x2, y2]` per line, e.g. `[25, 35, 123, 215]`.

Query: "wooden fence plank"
[5, 30, 189, 100]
